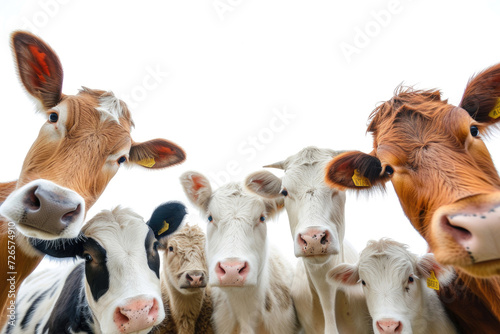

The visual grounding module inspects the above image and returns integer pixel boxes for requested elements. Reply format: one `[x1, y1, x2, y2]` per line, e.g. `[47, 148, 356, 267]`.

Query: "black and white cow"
[2, 202, 187, 334]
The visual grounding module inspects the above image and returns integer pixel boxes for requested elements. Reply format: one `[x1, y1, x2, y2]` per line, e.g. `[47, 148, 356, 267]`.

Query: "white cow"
[245, 146, 370, 333]
[328, 239, 457, 334]
[180, 171, 299, 334]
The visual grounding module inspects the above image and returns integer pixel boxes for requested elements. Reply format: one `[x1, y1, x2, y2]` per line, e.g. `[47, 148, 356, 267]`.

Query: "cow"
[180, 171, 299, 334]
[1, 202, 187, 334]
[328, 238, 457, 334]
[324, 64, 500, 332]
[245, 146, 371, 333]
[0, 31, 185, 326]
[153, 224, 214, 334]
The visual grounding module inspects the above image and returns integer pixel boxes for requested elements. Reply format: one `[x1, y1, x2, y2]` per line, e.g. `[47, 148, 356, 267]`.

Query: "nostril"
[441, 215, 473, 241]
[298, 234, 307, 247]
[216, 262, 226, 276]
[320, 232, 329, 245]
[186, 273, 193, 282]
[238, 263, 247, 274]
[24, 186, 41, 211]
[115, 306, 130, 324]
[61, 204, 82, 224]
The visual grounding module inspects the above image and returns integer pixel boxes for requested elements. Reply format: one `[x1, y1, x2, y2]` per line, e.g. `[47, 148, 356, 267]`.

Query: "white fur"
[180, 172, 298, 334]
[246, 147, 371, 333]
[3, 207, 165, 334]
[329, 239, 457, 334]
[96, 93, 125, 124]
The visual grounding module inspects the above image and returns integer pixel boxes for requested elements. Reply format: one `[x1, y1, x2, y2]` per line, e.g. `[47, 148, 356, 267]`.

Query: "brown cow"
[153, 224, 214, 334]
[324, 64, 500, 332]
[0, 31, 185, 327]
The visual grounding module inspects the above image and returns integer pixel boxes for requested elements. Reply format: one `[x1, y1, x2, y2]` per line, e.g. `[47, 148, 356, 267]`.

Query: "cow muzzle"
[431, 193, 500, 271]
[0, 179, 85, 239]
[294, 226, 339, 258]
[180, 270, 207, 289]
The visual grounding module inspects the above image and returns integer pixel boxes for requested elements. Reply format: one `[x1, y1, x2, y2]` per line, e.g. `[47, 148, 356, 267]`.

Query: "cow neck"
[438, 270, 500, 332]
[164, 282, 205, 331]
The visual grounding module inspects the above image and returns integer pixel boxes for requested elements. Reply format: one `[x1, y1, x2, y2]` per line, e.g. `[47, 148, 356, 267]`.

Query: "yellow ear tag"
[352, 169, 371, 187]
[158, 220, 170, 236]
[427, 270, 439, 291]
[137, 157, 156, 168]
[489, 99, 500, 119]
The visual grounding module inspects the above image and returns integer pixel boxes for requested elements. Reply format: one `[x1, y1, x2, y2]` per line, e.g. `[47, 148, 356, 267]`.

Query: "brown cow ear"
[460, 63, 500, 124]
[11, 31, 63, 110]
[325, 151, 389, 191]
[129, 139, 186, 169]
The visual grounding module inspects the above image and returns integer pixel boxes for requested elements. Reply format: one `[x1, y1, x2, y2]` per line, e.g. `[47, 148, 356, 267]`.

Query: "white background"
[1, 0, 499, 268]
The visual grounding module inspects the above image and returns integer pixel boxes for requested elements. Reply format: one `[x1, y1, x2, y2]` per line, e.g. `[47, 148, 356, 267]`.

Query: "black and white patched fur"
[2, 202, 187, 334]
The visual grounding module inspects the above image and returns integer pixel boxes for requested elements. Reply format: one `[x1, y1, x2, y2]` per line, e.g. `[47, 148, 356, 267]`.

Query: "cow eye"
[208, 215, 213, 222]
[408, 276, 414, 283]
[470, 125, 479, 137]
[281, 188, 288, 197]
[84, 253, 93, 262]
[48, 112, 59, 123]
[361, 280, 366, 286]
[385, 166, 394, 175]
[260, 216, 266, 222]
[168, 246, 174, 252]
[117, 156, 127, 164]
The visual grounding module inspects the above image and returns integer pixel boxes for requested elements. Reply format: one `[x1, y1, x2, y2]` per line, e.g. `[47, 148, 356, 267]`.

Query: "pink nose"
[297, 228, 331, 256]
[113, 297, 160, 333]
[376, 319, 402, 333]
[215, 260, 249, 286]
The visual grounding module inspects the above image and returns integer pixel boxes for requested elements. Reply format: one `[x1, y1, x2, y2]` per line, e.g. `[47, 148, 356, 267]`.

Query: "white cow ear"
[327, 263, 360, 286]
[180, 171, 212, 210]
[245, 170, 283, 199]
[416, 253, 455, 286]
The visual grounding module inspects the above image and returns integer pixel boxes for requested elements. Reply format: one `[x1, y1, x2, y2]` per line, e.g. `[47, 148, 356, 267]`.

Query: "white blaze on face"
[205, 183, 269, 287]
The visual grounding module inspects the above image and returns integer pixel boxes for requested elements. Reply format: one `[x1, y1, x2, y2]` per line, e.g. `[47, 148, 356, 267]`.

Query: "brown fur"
[0, 31, 185, 328]
[153, 225, 214, 334]
[325, 63, 500, 333]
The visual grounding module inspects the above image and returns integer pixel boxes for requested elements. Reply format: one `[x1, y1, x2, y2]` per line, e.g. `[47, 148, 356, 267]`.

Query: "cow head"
[245, 147, 346, 265]
[328, 239, 455, 334]
[0, 31, 185, 244]
[325, 65, 500, 277]
[180, 171, 282, 288]
[32, 202, 186, 334]
[160, 224, 208, 292]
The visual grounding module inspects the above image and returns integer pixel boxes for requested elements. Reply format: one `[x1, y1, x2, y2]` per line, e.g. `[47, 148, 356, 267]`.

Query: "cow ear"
[147, 201, 187, 240]
[416, 253, 455, 287]
[129, 139, 186, 169]
[245, 171, 283, 199]
[30, 237, 84, 259]
[327, 263, 360, 286]
[11, 31, 63, 110]
[460, 63, 500, 125]
[180, 171, 212, 210]
[325, 151, 389, 191]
